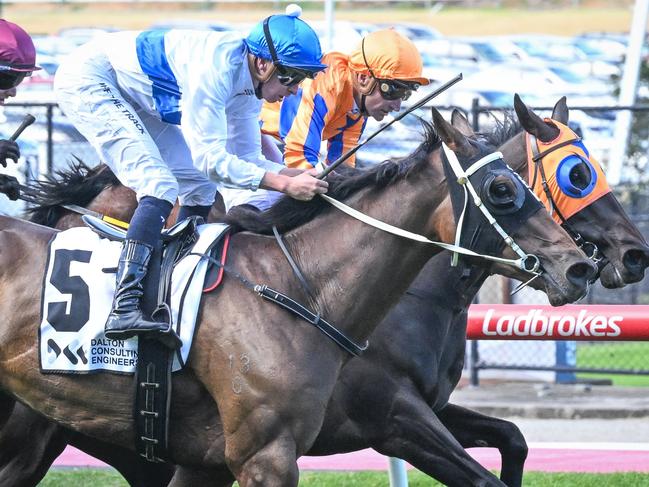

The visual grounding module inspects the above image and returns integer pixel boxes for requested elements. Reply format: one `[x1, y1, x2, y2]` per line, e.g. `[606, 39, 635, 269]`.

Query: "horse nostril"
[566, 261, 597, 287]
[623, 248, 649, 272]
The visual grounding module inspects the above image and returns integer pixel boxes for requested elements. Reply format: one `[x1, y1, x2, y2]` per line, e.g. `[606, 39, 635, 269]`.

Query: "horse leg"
[369, 393, 506, 487]
[437, 403, 528, 487]
[0, 403, 69, 487]
[0, 392, 15, 429]
[67, 431, 175, 487]
[169, 466, 235, 487]
[228, 436, 299, 487]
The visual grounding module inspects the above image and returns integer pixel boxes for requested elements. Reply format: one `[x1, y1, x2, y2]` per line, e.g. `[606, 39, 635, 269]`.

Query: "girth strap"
[272, 226, 317, 299]
[190, 252, 368, 356]
[254, 285, 368, 356]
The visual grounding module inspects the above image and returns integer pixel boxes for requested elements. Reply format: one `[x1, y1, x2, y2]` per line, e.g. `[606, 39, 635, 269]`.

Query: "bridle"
[260, 140, 547, 355]
[528, 131, 602, 264]
[320, 143, 542, 276]
[441, 143, 541, 275]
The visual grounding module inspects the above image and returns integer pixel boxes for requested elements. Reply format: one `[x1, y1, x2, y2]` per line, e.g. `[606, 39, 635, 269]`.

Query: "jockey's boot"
[104, 239, 181, 349]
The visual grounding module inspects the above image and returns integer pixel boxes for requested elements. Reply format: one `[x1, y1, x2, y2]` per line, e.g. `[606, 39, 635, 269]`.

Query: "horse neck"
[87, 186, 138, 224]
[500, 132, 529, 183]
[287, 169, 446, 344]
[408, 255, 490, 311]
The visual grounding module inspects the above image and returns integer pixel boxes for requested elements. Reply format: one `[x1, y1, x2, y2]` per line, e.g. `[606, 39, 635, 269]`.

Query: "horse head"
[506, 93, 649, 289]
[431, 107, 596, 306]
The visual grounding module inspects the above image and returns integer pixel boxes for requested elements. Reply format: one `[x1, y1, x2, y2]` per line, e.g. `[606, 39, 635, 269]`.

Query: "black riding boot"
[104, 239, 177, 346]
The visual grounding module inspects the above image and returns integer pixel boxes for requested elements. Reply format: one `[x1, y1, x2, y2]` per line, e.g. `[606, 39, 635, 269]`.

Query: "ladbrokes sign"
[465, 305, 645, 340]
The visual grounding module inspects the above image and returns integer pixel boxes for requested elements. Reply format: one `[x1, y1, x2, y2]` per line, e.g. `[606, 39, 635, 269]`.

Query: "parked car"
[33, 34, 78, 59]
[375, 22, 442, 44]
[347, 22, 378, 38]
[308, 21, 362, 54]
[148, 20, 233, 32]
[14, 67, 56, 103]
[505, 34, 621, 79]
[420, 37, 530, 69]
[57, 27, 120, 47]
[458, 64, 611, 100]
[573, 33, 628, 64]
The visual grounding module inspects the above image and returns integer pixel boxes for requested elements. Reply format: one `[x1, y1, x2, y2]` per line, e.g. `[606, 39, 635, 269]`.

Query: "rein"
[206, 142, 543, 358]
[528, 133, 601, 263]
[320, 144, 541, 275]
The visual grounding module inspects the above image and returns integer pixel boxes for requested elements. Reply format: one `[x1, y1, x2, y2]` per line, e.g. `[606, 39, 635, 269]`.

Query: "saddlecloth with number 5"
[39, 224, 228, 374]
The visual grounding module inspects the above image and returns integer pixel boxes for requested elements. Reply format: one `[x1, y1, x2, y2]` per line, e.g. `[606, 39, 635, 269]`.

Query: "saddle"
[83, 214, 196, 244]
[83, 214, 200, 463]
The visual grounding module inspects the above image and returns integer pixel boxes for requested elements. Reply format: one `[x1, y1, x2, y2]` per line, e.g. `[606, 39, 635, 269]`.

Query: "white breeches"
[54, 45, 216, 206]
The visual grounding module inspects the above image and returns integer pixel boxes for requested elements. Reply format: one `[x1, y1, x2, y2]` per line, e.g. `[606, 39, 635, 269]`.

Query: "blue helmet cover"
[245, 15, 327, 72]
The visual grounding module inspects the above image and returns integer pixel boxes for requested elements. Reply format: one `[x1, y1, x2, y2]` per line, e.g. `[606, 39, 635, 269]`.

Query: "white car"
[57, 27, 120, 47]
[374, 22, 442, 43]
[457, 64, 612, 99]
[148, 20, 233, 32]
[505, 34, 621, 80]
[307, 20, 362, 54]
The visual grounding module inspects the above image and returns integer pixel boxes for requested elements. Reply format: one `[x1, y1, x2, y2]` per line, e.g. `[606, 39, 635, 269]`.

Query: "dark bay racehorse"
[1, 99, 645, 487]
[0, 99, 636, 485]
[300, 96, 649, 487]
[0, 109, 596, 487]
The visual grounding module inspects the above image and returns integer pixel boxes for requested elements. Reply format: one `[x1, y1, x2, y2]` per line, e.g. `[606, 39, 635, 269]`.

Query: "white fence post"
[388, 457, 408, 487]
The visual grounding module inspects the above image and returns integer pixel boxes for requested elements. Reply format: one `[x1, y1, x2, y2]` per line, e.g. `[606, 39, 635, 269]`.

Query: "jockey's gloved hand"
[0, 140, 20, 166]
[0, 174, 20, 200]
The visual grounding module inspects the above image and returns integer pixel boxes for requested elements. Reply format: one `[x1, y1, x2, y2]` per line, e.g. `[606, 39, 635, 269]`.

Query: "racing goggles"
[376, 78, 420, 101]
[275, 65, 316, 87]
[360, 38, 419, 101]
[0, 70, 28, 90]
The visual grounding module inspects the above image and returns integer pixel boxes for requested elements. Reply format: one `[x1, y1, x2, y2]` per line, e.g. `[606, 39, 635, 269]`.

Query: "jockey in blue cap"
[54, 11, 328, 347]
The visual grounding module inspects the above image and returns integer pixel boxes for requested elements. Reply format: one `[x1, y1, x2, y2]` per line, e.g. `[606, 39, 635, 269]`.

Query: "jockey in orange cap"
[220, 29, 429, 211]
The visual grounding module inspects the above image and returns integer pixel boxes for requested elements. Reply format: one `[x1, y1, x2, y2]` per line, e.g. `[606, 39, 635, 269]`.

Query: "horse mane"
[24, 158, 120, 226]
[223, 120, 441, 234]
[477, 111, 523, 148]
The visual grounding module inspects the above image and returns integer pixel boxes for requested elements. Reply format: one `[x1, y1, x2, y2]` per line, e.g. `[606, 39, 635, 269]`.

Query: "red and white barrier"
[467, 305, 649, 341]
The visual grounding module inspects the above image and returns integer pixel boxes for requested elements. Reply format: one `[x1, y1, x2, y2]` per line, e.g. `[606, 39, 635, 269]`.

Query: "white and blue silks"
[54, 30, 286, 205]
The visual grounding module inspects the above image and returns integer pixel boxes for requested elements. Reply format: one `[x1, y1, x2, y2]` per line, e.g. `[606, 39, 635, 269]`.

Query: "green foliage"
[39, 468, 128, 486]
[38, 468, 649, 486]
[577, 342, 649, 386]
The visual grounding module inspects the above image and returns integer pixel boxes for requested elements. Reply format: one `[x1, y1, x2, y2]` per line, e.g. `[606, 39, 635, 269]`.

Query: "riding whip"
[0, 115, 37, 200]
[317, 73, 463, 179]
[10, 114, 36, 141]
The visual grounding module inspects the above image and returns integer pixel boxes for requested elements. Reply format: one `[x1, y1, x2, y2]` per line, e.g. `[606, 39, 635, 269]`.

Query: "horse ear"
[431, 107, 470, 153]
[513, 93, 559, 143]
[450, 109, 475, 138]
[551, 96, 569, 125]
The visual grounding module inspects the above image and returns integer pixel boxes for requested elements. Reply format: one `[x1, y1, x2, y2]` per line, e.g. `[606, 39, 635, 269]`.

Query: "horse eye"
[491, 177, 515, 199]
[569, 162, 592, 190]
